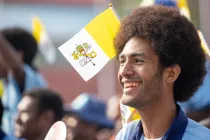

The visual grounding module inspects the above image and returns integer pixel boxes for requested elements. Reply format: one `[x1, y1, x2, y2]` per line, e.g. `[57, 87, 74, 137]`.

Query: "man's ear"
[165, 64, 181, 83]
[40, 110, 55, 125]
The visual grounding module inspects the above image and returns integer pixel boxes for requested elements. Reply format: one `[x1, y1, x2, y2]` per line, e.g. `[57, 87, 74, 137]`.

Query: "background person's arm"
[0, 33, 25, 88]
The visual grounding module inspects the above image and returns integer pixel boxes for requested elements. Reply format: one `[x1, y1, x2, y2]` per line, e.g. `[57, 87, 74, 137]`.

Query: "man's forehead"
[119, 37, 154, 57]
[18, 96, 37, 110]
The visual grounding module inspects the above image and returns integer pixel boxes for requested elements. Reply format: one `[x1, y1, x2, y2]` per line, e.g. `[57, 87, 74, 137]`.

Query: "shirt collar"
[131, 104, 188, 140]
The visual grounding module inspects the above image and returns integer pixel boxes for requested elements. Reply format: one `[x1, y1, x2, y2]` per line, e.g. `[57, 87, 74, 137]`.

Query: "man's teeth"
[124, 82, 139, 88]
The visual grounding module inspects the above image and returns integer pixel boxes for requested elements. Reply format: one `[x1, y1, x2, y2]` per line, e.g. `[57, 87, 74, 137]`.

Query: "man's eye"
[135, 59, 144, 63]
[119, 60, 125, 65]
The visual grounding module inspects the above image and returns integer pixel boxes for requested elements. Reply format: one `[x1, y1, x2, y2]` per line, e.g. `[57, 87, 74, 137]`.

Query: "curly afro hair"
[114, 5, 206, 102]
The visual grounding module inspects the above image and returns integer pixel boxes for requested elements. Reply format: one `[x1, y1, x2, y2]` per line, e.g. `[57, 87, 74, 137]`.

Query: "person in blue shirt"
[114, 5, 210, 140]
[0, 27, 47, 135]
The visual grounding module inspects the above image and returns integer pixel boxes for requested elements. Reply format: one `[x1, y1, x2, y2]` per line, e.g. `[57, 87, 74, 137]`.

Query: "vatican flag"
[58, 5, 120, 81]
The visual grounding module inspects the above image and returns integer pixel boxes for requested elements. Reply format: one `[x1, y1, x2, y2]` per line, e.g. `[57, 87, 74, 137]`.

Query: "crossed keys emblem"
[71, 43, 97, 67]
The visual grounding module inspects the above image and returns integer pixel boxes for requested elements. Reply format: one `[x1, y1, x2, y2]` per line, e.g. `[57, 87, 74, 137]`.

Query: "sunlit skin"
[118, 37, 163, 109]
[117, 37, 181, 138]
[15, 96, 42, 139]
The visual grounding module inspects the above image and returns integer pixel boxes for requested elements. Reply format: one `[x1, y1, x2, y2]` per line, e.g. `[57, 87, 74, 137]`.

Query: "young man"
[115, 5, 210, 140]
[0, 27, 47, 135]
[14, 88, 63, 140]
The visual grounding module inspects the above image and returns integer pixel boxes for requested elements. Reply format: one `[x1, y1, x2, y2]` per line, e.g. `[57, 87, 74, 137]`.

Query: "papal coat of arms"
[71, 43, 97, 67]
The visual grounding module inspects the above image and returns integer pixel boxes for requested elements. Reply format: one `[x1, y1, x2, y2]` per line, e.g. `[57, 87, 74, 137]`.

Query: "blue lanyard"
[130, 104, 188, 140]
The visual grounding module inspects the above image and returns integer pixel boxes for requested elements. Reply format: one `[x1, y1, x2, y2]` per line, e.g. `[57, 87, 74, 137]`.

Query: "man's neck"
[28, 132, 47, 140]
[137, 97, 177, 139]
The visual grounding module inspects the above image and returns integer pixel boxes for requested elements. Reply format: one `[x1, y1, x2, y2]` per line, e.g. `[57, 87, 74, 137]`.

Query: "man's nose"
[119, 62, 135, 77]
[14, 113, 21, 123]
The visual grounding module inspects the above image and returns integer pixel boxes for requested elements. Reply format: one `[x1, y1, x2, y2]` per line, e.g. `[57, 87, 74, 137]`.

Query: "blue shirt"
[180, 60, 210, 113]
[1, 64, 47, 135]
[116, 105, 210, 140]
[0, 128, 15, 140]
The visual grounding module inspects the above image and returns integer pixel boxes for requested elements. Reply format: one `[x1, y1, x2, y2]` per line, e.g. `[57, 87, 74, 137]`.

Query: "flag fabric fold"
[198, 30, 210, 57]
[32, 17, 57, 64]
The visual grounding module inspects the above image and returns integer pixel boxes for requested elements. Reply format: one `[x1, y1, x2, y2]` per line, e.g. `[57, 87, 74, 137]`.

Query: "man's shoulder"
[115, 120, 140, 140]
[115, 118, 210, 140]
[183, 118, 210, 140]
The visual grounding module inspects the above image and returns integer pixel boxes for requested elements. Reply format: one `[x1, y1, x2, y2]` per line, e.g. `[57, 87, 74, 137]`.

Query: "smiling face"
[14, 96, 42, 139]
[118, 37, 164, 109]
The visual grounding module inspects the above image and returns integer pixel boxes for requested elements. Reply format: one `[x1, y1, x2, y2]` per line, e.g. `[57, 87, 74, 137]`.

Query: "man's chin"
[14, 129, 25, 138]
[120, 95, 136, 107]
[14, 132, 23, 138]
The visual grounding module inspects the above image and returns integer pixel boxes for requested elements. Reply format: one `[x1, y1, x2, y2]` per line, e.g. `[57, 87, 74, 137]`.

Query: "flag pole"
[109, 3, 120, 20]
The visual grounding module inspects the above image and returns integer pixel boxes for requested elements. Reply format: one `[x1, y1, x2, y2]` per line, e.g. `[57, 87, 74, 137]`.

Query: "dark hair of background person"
[23, 88, 64, 122]
[1, 27, 38, 70]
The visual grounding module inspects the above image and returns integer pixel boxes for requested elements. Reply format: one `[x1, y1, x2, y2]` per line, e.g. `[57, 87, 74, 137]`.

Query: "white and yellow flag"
[198, 30, 210, 57]
[58, 6, 120, 81]
[120, 102, 141, 126]
[32, 17, 57, 64]
[177, 0, 191, 20]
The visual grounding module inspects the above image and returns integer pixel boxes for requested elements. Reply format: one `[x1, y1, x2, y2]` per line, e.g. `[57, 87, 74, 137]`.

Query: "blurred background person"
[62, 93, 114, 140]
[0, 27, 47, 135]
[14, 88, 63, 140]
[0, 100, 11, 139]
[106, 95, 122, 140]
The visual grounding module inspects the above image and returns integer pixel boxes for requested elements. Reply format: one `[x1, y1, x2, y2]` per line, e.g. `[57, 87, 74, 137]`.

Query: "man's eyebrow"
[119, 52, 147, 59]
[130, 52, 146, 58]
